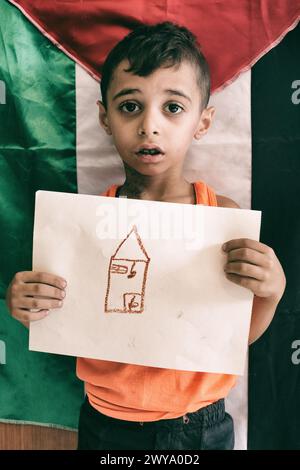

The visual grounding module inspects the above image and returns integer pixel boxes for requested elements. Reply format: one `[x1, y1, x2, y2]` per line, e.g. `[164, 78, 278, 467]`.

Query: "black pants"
[77, 396, 234, 450]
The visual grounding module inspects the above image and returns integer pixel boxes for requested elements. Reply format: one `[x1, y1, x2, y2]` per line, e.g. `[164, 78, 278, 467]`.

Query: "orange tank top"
[76, 181, 236, 421]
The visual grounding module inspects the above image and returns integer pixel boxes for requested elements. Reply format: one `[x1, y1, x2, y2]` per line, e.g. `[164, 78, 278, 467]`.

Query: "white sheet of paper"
[30, 190, 261, 375]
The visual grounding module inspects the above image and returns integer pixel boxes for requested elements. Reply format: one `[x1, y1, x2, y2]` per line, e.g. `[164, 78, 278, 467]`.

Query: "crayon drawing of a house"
[104, 225, 150, 314]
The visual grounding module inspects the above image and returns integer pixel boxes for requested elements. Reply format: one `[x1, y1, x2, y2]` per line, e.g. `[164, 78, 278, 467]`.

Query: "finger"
[223, 239, 273, 255]
[20, 283, 65, 300]
[227, 248, 272, 268]
[15, 271, 67, 289]
[12, 297, 63, 310]
[224, 273, 261, 294]
[11, 308, 50, 323]
[224, 261, 266, 281]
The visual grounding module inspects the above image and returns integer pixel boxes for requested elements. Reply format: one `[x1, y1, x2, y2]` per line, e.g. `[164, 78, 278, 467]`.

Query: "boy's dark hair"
[100, 21, 210, 110]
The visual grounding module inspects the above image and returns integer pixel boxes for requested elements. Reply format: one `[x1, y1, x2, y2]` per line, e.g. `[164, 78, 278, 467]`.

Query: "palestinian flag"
[0, 0, 300, 450]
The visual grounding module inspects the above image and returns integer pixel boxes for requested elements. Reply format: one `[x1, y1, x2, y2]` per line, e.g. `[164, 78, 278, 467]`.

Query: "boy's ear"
[97, 100, 112, 135]
[194, 106, 215, 140]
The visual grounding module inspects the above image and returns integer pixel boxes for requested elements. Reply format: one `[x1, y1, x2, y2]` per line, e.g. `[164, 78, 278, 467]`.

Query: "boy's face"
[98, 59, 214, 177]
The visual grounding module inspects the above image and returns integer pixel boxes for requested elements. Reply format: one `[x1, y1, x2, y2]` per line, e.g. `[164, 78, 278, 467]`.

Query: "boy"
[6, 22, 286, 450]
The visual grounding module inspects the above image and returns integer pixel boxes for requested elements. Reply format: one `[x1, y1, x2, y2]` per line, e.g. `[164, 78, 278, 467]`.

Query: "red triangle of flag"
[8, 0, 300, 91]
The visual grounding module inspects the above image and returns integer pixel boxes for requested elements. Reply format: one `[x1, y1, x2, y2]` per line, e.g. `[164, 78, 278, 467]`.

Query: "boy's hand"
[6, 272, 67, 328]
[222, 238, 286, 301]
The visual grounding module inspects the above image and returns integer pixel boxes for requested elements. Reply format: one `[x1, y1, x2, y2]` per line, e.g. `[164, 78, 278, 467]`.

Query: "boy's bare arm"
[217, 195, 286, 345]
[222, 238, 286, 344]
[6, 272, 66, 328]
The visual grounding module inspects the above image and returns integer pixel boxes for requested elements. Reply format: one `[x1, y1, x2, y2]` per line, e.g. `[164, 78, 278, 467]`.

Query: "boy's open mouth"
[135, 145, 165, 162]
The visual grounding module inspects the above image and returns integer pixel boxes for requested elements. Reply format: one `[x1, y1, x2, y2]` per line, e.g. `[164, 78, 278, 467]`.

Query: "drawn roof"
[112, 225, 149, 261]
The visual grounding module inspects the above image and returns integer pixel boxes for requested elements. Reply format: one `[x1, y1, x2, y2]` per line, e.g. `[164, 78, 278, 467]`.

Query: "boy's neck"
[119, 165, 196, 204]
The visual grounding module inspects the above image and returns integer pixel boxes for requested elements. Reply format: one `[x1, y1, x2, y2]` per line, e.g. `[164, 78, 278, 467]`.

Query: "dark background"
[250, 22, 300, 449]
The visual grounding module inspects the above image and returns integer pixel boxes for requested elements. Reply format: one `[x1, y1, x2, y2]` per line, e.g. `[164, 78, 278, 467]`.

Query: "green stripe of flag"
[0, 1, 83, 428]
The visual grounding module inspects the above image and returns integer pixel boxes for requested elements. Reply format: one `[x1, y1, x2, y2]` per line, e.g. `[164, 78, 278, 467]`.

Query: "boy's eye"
[119, 102, 140, 113]
[165, 103, 183, 114]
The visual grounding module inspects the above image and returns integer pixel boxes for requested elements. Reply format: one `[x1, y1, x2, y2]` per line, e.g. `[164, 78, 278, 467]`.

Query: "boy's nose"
[137, 110, 160, 136]
[138, 127, 159, 136]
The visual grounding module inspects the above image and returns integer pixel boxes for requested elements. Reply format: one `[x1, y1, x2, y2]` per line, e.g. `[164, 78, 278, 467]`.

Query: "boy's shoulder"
[216, 194, 240, 209]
